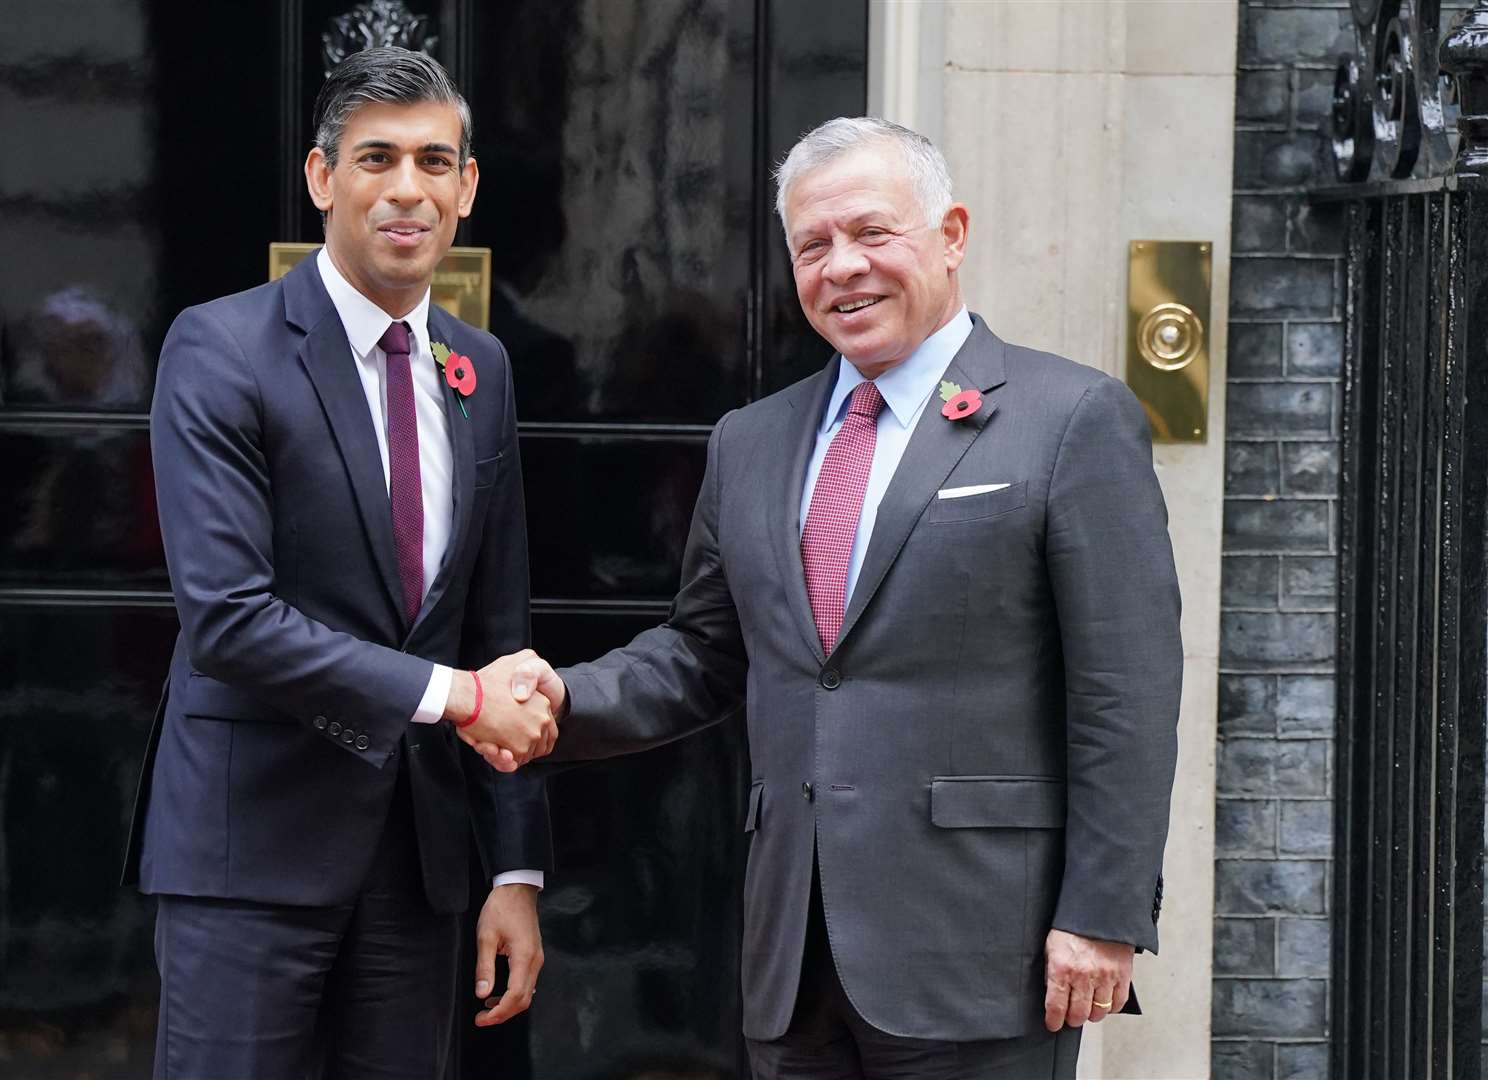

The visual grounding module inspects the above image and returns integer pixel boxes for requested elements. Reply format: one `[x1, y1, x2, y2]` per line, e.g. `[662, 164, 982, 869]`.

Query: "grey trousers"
[747, 876, 1082, 1080]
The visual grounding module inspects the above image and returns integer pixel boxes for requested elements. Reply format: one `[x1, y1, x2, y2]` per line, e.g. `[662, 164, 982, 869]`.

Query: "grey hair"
[313, 46, 472, 168]
[773, 116, 953, 234]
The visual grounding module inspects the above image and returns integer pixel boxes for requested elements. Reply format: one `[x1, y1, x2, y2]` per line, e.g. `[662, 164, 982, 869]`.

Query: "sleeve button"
[328, 721, 342, 736]
[355, 735, 370, 750]
[313, 715, 328, 730]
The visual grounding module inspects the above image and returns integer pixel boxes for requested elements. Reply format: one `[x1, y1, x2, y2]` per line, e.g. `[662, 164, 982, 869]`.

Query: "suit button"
[313, 715, 327, 730]
[820, 669, 841, 690]
[342, 729, 355, 744]
[355, 734, 370, 750]
[328, 721, 342, 736]
[802, 782, 814, 802]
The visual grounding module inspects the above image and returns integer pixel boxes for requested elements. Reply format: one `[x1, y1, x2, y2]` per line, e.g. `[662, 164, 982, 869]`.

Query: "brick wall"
[1215, 4, 1351, 1077]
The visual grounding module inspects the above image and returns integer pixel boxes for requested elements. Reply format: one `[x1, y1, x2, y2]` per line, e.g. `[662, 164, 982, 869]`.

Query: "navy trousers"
[152, 764, 460, 1079]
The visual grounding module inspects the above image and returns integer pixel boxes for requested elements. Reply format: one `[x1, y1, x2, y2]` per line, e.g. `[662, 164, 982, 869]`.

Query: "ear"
[305, 146, 334, 214]
[457, 155, 480, 219]
[941, 203, 969, 273]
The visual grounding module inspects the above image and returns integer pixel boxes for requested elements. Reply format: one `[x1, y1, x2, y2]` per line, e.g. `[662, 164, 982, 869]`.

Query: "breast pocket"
[473, 451, 502, 491]
[927, 480, 1027, 524]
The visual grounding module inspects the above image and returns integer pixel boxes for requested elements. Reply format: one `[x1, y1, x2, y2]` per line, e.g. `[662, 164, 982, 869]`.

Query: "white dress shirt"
[318, 247, 543, 891]
[799, 307, 974, 604]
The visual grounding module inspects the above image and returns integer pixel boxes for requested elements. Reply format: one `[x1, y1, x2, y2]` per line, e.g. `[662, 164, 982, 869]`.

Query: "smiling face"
[305, 99, 478, 317]
[784, 143, 968, 379]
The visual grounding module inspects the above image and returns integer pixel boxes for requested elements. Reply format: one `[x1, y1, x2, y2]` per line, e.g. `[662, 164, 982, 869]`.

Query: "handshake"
[441, 649, 566, 772]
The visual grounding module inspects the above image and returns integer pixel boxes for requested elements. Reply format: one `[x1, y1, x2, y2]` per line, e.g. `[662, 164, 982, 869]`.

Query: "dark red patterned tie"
[380, 320, 423, 626]
[801, 381, 885, 651]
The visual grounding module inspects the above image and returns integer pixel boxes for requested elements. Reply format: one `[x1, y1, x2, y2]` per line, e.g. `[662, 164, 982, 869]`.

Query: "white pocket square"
[937, 483, 1011, 500]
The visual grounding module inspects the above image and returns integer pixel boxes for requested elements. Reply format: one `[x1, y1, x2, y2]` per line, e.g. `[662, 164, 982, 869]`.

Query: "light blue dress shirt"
[799, 307, 974, 604]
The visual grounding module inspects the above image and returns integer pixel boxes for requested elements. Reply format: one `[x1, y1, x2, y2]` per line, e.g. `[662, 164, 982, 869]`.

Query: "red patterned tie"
[380, 320, 423, 626]
[801, 381, 885, 651]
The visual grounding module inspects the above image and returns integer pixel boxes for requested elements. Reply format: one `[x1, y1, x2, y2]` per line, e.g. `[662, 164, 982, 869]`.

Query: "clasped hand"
[445, 649, 567, 772]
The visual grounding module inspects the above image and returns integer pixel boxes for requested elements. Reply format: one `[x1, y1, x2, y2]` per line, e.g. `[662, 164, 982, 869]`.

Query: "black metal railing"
[1325, 4, 1488, 1076]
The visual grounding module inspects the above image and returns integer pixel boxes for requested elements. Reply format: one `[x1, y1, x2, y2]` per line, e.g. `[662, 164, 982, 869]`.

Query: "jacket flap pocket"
[181, 674, 294, 724]
[474, 451, 502, 490]
[927, 480, 1027, 524]
[930, 775, 1065, 829]
[743, 780, 764, 833]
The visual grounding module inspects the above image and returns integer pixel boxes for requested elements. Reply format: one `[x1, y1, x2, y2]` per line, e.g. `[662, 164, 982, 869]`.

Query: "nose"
[385, 157, 426, 207]
[820, 239, 869, 285]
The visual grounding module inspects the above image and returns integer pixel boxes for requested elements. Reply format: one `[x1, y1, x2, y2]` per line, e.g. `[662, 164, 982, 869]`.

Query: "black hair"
[312, 46, 472, 167]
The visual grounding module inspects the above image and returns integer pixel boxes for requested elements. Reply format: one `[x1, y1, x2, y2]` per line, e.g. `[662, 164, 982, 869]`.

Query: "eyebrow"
[347, 140, 459, 156]
[837, 208, 895, 229]
[790, 208, 897, 242]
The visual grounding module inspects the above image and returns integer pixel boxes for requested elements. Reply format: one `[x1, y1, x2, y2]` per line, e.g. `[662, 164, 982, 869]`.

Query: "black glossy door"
[0, 3, 865, 1077]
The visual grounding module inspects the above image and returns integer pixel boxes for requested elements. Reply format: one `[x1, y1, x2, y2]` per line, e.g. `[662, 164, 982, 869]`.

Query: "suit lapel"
[767, 360, 840, 666]
[287, 258, 405, 625]
[409, 307, 476, 640]
[838, 318, 1008, 649]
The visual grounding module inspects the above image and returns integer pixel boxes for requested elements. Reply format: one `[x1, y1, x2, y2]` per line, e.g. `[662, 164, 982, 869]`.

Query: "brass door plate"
[268, 242, 493, 330]
[1126, 240, 1210, 443]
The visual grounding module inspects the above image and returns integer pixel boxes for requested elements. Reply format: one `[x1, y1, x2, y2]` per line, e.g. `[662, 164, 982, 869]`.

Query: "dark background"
[0, 1, 865, 1075]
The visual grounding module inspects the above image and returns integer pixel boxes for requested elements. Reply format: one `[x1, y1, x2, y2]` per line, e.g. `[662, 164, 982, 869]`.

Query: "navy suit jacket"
[122, 254, 550, 914]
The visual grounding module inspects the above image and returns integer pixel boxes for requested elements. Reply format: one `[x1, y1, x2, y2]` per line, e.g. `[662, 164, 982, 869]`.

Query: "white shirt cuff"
[413, 664, 454, 724]
[493, 870, 545, 890]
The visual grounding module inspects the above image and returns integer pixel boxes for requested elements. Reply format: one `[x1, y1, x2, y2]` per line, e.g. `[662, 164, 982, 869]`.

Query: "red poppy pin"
[431, 341, 476, 418]
[938, 380, 982, 421]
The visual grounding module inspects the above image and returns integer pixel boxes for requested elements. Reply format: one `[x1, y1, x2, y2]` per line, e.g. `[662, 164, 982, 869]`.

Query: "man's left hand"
[474, 883, 543, 1026]
[1043, 928, 1133, 1031]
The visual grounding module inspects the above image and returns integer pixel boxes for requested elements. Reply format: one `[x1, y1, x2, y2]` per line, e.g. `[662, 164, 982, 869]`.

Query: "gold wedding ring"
[1093, 998, 1113, 1009]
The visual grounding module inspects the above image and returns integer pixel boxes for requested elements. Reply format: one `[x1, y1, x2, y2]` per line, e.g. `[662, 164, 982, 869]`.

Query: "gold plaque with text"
[268, 243, 492, 330]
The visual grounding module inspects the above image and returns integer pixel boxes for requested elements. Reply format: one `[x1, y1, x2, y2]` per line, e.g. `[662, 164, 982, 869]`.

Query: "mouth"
[376, 221, 433, 248]
[830, 296, 883, 315]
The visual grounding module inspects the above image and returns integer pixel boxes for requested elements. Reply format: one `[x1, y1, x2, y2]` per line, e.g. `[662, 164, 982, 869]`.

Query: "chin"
[377, 255, 434, 283]
[837, 333, 893, 363]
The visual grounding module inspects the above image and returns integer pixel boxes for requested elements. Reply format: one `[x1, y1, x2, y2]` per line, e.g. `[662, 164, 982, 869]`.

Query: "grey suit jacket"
[555, 316, 1182, 1041]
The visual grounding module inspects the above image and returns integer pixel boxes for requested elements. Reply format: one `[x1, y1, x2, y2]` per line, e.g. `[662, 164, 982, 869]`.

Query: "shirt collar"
[819, 306, 974, 433]
[316, 245, 432, 359]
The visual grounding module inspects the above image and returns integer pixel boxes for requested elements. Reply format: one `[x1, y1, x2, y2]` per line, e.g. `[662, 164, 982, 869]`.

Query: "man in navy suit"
[123, 47, 557, 1078]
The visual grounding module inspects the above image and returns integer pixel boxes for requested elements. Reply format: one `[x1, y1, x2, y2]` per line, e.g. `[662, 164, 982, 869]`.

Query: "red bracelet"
[456, 670, 483, 729]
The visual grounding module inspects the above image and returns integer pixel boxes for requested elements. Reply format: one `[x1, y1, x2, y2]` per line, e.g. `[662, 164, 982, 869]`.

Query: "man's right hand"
[461, 650, 568, 772]
[444, 651, 560, 770]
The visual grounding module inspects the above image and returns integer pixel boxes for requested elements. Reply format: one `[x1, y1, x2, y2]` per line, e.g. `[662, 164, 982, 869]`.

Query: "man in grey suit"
[493, 117, 1182, 1078]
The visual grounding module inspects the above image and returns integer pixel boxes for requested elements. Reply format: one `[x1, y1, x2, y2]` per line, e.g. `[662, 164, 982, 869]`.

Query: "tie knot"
[847, 381, 885, 420]
[379, 320, 411, 359]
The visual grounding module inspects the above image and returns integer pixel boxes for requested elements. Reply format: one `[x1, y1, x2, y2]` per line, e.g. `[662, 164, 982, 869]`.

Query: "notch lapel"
[291, 270, 405, 626]
[408, 309, 476, 641]
[767, 360, 840, 666]
[837, 320, 1008, 650]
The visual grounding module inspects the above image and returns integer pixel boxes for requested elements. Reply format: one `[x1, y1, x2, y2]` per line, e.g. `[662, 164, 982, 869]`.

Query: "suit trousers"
[151, 756, 460, 1079]
[746, 866, 1081, 1080]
